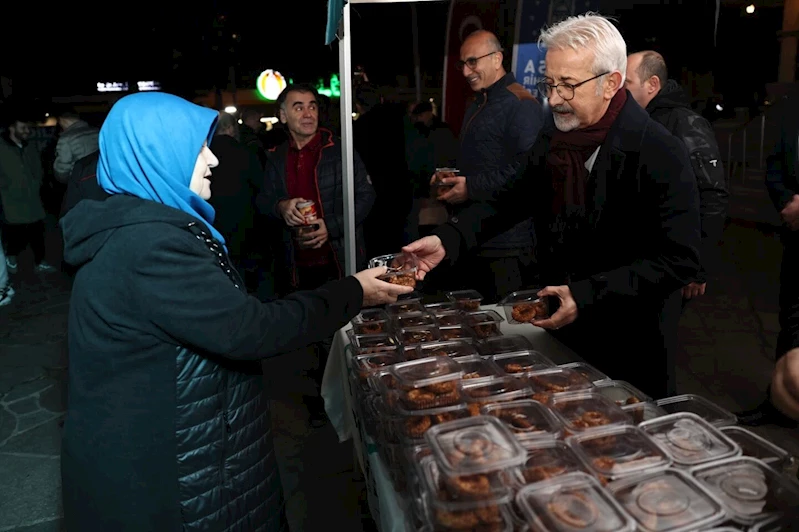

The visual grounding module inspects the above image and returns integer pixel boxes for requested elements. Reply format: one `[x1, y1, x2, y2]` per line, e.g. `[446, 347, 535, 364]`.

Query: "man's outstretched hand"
[403, 236, 446, 280]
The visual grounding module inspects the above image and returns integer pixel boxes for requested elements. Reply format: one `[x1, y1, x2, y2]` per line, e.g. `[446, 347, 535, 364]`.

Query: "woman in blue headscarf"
[59, 92, 411, 531]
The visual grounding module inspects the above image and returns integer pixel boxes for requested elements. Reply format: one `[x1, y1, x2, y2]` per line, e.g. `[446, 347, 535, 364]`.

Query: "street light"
[746, 4, 755, 14]
[224, 106, 237, 114]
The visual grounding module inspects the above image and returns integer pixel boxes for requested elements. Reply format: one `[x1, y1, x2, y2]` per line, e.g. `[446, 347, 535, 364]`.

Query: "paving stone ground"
[2, 219, 799, 531]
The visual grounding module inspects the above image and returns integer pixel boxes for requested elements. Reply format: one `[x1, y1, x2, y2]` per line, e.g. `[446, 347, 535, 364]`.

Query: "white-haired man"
[405, 14, 700, 398]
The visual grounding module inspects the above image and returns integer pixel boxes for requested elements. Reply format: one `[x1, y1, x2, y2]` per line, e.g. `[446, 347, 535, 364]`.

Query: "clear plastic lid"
[558, 361, 610, 383]
[351, 333, 400, 354]
[568, 425, 671, 481]
[416, 340, 479, 359]
[460, 376, 533, 405]
[719, 426, 794, 472]
[608, 469, 725, 532]
[492, 351, 556, 375]
[428, 502, 513, 531]
[622, 402, 668, 425]
[453, 355, 504, 381]
[369, 251, 419, 270]
[436, 311, 464, 327]
[594, 380, 653, 408]
[655, 394, 738, 427]
[515, 440, 587, 485]
[418, 455, 513, 508]
[498, 288, 551, 323]
[425, 301, 459, 314]
[690, 457, 799, 525]
[352, 308, 389, 324]
[550, 392, 632, 434]
[396, 403, 471, 443]
[640, 412, 740, 467]
[445, 289, 484, 311]
[351, 319, 391, 336]
[516, 472, 635, 532]
[463, 309, 505, 326]
[400, 325, 442, 346]
[439, 324, 476, 341]
[749, 514, 798, 532]
[351, 351, 403, 378]
[393, 312, 438, 329]
[481, 399, 562, 440]
[425, 415, 527, 476]
[368, 368, 396, 393]
[526, 368, 595, 402]
[387, 300, 426, 315]
[477, 335, 535, 356]
[391, 356, 464, 411]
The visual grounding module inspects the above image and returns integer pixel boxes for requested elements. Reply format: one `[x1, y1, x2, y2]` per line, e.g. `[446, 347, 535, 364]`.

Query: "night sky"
[0, 0, 784, 108]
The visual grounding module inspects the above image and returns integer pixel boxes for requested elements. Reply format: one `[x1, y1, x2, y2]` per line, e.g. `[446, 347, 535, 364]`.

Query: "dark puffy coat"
[59, 195, 363, 531]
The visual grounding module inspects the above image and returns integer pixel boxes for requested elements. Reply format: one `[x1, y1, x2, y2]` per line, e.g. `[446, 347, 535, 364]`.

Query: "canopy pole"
[339, 2, 357, 276]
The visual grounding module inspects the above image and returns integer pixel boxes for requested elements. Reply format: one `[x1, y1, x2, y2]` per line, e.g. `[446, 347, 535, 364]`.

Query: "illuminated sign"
[97, 82, 129, 93]
[137, 81, 161, 92]
[316, 74, 341, 98]
[256, 69, 287, 101]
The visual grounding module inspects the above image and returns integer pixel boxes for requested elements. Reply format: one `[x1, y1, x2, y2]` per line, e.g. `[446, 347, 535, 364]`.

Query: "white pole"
[339, 2, 357, 276]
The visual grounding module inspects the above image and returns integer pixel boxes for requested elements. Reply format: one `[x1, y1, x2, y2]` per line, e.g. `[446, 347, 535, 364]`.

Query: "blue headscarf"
[96, 92, 225, 246]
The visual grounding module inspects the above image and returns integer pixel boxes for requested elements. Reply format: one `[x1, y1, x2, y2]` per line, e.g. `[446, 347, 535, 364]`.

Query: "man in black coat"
[406, 15, 700, 399]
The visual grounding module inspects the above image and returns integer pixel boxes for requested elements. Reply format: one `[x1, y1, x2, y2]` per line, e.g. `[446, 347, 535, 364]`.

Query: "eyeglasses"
[456, 50, 502, 72]
[536, 72, 610, 101]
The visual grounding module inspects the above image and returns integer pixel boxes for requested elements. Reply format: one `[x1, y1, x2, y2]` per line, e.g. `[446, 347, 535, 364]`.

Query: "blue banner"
[512, 0, 601, 98]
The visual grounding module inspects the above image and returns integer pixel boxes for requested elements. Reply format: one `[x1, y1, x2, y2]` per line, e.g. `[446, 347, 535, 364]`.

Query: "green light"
[316, 74, 340, 98]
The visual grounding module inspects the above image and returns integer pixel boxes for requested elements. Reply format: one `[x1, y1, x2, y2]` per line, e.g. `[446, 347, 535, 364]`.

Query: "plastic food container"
[622, 402, 668, 425]
[419, 454, 513, 504]
[435, 311, 464, 327]
[691, 457, 799, 525]
[390, 356, 464, 411]
[481, 399, 562, 440]
[558, 361, 610, 383]
[462, 310, 505, 339]
[608, 469, 726, 532]
[477, 335, 534, 356]
[393, 311, 438, 329]
[439, 324, 476, 341]
[368, 252, 419, 288]
[351, 351, 403, 382]
[351, 309, 391, 335]
[387, 300, 426, 315]
[431, 168, 460, 194]
[492, 351, 556, 375]
[425, 415, 527, 476]
[350, 333, 400, 354]
[719, 426, 794, 472]
[516, 472, 635, 532]
[399, 325, 441, 346]
[568, 425, 671, 482]
[460, 376, 534, 416]
[445, 290, 484, 311]
[453, 355, 504, 382]
[395, 403, 472, 443]
[414, 340, 479, 360]
[498, 288, 550, 323]
[525, 367, 595, 404]
[550, 392, 632, 434]
[640, 412, 740, 468]
[594, 380, 652, 408]
[427, 501, 514, 531]
[424, 301, 459, 314]
[655, 394, 737, 427]
[514, 440, 587, 486]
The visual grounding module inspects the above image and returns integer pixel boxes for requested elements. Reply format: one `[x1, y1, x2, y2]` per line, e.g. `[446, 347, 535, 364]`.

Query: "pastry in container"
[350, 333, 400, 355]
[524, 367, 594, 404]
[391, 356, 464, 411]
[387, 299, 426, 315]
[462, 310, 505, 339]
[369, 251, 419, 288]
[453, 355, 504, 381]
[639, 412, 740, 468]
[415, 340, 479, 360]
[655, 394, 738, 427]
[445, 289, 484, 311]
[550, 391, 632, 434]
[351, 308, 391, 335]
[436, 311, 464, 327]
[719, 426, 794, 472]
[419, 454, 513, 503]
[492, 351, 555, 376]
[558, 361, 609, 383]
[691, 456, 799, 526]
[424, 415, 527, 476]
[568, 425, 671, 484]
[460, 376, 534, 416]
[393, 311, 438, 329]
[368, 367, 397, 394]
[607, 469, 725, 532]
[515, 472, 635, 531]
[513, 440, 587, 486]
[398, 403, 472, 443]
[594, 379, 652, 407]
[439, 324, 476, 341]
[400, 325, 442, 346]
[498, 289, 550, 324]
[477, 335, 535, 357]
[351, 351, 403, 381]
[425, 301, 459, 315]
[622, 401, 668, 424]
[481, 399, 562, 440]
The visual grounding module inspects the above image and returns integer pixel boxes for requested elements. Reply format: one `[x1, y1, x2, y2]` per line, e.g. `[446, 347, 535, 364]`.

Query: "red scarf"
[547, 89, 627, 214]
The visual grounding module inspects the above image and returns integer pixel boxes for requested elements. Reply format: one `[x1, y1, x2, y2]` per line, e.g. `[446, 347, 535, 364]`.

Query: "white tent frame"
[338, 0, 447, 275]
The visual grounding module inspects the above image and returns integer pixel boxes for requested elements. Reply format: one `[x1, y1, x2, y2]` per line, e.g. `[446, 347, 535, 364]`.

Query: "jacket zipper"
[460, 92, 487, 145]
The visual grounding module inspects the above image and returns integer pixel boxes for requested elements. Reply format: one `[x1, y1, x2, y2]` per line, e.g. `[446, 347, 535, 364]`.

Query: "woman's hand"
[353, 267, 414, 307]
[771, 348, 799, 421]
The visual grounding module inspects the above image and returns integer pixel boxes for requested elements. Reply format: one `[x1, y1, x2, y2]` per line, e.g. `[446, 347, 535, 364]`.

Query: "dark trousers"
[3, 220, 46, 264]
[777, 235, 799, 360]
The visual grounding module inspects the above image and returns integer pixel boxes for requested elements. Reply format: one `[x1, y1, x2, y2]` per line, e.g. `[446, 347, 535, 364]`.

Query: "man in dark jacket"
[626, 51, 729, 300]
[435, 30, 544, 303]
[60, 150, 106, 218]
[406, 15, 700, 399]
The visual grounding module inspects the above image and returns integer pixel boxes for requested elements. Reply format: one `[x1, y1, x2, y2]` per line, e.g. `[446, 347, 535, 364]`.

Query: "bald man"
[433, 30, 544, 302]
[627, 51, 728, 302]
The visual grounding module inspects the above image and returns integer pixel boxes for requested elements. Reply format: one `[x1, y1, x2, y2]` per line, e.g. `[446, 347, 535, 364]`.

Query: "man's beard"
[552, 104, 580, 132]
